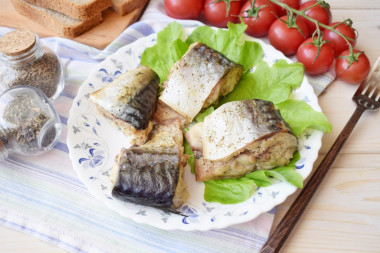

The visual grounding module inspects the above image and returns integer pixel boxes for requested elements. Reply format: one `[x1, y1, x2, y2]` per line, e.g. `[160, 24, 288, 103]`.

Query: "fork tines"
[353, 56, 380, 110]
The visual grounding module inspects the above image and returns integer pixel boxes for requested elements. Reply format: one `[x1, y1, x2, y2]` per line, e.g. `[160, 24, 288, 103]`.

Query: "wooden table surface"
[1, 0, 380, 252]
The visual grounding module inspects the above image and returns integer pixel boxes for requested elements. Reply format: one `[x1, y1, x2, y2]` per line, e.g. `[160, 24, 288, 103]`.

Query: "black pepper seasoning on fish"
[185, 99, 298, 181]
[159, 42, 243, 123]
[90, 66, 159, 145]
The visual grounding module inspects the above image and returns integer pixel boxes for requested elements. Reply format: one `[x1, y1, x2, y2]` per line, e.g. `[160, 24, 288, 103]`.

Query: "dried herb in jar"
[0, 30, 64, 99]
[2, 94, 54, 152]
[0, 86, 61, 160]
[5, 51, 62, 98]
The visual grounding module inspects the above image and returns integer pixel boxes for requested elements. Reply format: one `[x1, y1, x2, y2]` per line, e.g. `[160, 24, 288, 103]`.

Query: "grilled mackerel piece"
[158, 42, 243, 123]
[185, 99, 298, 181]
[90, 66, 159, 145]
[110, 118, 188, 211]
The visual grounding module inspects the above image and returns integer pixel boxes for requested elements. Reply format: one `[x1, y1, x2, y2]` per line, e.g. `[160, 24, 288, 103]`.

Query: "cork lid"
[0, 30, 36, 56]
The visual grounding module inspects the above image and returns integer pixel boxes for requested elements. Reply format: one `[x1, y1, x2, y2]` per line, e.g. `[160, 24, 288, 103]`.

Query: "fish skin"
[194, 132, 298, 181]
[117, 77, 159, 130]
[112, 149, 179, 208]
[159, 43, 243, 122]
[202, 99, 294, 162]
[185, 99, 298, 181]
[90, 65, 159, 130]
[111, 118, 188, 210]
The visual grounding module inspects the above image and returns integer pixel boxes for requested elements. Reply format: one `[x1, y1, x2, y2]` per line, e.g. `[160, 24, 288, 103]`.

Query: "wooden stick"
[260, 106, 365, 253]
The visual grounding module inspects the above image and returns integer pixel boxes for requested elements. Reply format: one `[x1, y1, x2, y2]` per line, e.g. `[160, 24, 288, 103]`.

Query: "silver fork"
[260, 56, 380, 253]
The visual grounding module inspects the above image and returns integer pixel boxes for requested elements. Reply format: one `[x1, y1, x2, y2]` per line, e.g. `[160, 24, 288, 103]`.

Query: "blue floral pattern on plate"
[96, 69, 122, 83]
[66, 28, 323, 231]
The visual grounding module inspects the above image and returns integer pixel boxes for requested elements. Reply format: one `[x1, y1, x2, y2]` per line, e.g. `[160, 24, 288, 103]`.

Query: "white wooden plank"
[302, 0, 380, 10]
[273, 154, 380, 253]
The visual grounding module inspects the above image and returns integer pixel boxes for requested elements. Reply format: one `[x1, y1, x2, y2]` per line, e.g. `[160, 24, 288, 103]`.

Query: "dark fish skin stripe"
[119, 74, 159, 130]
[192, 43, 241, 69]
[112, 150, 179, 208]
[242, 99, 292, 134]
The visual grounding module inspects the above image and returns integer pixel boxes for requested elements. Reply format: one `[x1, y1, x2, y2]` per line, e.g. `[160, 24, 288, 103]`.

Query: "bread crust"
[12, 0, 103, 38]
[24, 0, 112, 20]
[112, 0, 148, 15]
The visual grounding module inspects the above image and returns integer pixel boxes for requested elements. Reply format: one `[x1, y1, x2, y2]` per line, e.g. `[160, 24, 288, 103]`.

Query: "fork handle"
[260, 106, 365, 253]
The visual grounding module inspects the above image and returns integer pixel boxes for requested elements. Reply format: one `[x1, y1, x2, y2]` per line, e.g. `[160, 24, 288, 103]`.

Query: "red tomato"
[335, 49, 371, 84]
[299, 0, 331, 35]
[268, 15, 309, 56]
[204, 0, 241, 28]
[322, 21, 357, 56]
[296, 37, 334, 75]
[241, 0, 279, 37]
[164, 0, 203, 20]
[275, 0, 301, 16]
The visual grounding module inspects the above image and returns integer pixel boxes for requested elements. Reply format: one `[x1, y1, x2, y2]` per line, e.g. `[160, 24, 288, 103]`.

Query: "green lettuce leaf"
[245, 152, 303, 188]
[276, 99, 332, 136]
[140, 22, 264, 86]
[204, 152, 302, 204]
[139, 22, 331, 205]
[242, 170, 273, 187]
[140, 22, 189, 84]
[221, 60, 304, 105]
[183, 138, 195, 174]
[195, 107, 214, 122]
[204, 177, 257, 204]
[186, 22, 264, 72]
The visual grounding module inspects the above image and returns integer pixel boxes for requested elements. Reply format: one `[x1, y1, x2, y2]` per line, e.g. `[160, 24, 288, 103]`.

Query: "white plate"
[67, 28, 323, 231]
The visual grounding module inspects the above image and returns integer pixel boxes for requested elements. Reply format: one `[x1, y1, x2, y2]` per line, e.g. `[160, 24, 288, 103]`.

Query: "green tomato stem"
[268, 0, 354, 54]
[210, 0, 240, 17]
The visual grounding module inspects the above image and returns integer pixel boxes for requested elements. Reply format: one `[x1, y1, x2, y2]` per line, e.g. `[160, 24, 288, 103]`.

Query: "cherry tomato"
[275, 0, 301, 16]
[296, 37, 334, 75]
[322, 21, 357, 56]
[241, 0, 280, 37]
[335, 49, 370, 84]
[204, 0, 241, 28]
[268, 15, 309, 56]
[164, 0, 203, 20]
[298, 0, 331, 35]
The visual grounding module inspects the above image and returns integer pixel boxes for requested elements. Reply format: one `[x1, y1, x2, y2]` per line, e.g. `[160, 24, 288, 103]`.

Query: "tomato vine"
[268, 0, 356, 58]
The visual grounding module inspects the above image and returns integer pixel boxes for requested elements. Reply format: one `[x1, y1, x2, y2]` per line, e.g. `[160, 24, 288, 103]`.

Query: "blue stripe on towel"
[54, 142, 69, 153]
[59, 91, 76, 100]
[131, 22, 155, 36]
[59, 115, 68, 125]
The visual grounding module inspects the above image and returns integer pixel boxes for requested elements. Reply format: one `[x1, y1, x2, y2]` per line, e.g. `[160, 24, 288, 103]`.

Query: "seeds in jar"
[0, 29, 64, 99]
[1, 50, 61, 98]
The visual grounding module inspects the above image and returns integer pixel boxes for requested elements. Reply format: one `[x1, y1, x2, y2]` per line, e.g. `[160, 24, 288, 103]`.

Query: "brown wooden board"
[0, 0, 148, 49]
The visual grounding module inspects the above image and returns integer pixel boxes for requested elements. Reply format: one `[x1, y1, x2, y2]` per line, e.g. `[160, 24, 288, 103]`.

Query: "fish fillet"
[185, 99, 298, 181]
[90, 66, 159, 145]
[110, 118, 189, 211]
[159, 43, 243, 123]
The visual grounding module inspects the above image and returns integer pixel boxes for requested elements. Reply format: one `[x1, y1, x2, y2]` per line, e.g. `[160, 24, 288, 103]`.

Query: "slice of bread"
[12, 0, 103, 38]
[112, 0, 148, 16]
[23, 0, 112, 20]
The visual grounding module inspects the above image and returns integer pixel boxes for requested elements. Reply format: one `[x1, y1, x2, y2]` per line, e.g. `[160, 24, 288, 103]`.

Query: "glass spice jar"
[0, 86, 62, 160]
[0, 29, 64, 100]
